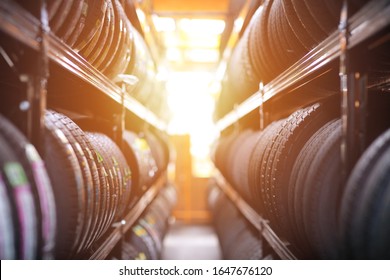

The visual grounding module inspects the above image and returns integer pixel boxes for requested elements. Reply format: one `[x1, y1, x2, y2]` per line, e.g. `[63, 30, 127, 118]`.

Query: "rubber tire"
[44, 114, 86, 259]
[340, 127, 390, 259]
[0, 114, 56, 259]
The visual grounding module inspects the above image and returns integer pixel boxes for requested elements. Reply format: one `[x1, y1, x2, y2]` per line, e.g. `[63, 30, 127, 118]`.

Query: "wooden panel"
[153, 0, 229, 13]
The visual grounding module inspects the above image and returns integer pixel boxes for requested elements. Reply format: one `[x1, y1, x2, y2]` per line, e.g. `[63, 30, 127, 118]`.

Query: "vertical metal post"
[28, 0, 49, 154]
[339, 0, 349, 184]
[259, 81, 265, 130]
[339, 0, 367, 184]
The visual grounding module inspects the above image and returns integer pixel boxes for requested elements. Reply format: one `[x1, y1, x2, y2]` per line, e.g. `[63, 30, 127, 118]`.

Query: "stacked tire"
[110, 183, 177, 260]
[213, 99, 342, 258]
[44, 110, 132, 258]
[213, 92, 390, 259]
[122, 129, 170, 198]
[208, 185, 274, 260]
[215, 0, 367, 119]
[35, 0, 163, 114]
[0, 109, 170, 259]
[340, 128, 390, 259]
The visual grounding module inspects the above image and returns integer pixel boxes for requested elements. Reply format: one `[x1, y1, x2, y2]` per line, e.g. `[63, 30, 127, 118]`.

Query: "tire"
[340, 127, 390, 259]
[71, 0, 108, 49]
[123, 130, 158, 196]
[126, 223, 159, 260]
[86, 132, 118, 235]
[96, 132, 131, 218]
[301, 120, 342, 259]
[56, 0, 85, 42]
[226, 130, 253, 187]
[266, 100, 338, 239]
[52, 114, 102, 251]
[66, 1, 89, 47]
[0, 114, 56, 259]
[0, 162, 16, 259]
[291, 0, 327, 43]
[254, 120, 284, 216]
[84, 1, 112, 64]
[78, 6, 105, 59]
[288, 119, 340, 257]
[46, 111, 94, 255]
[226, 228, 263, 260]
[73, 0, 108, 51]
[102, 0, 132, 79]
[47, 0, 62, 21]
[49, 0, 73, 34]
[44, 114, 86, 259]
[0, 133, 38, 260]
[85, 133, 113, 240]
[95, 0, 121, 70]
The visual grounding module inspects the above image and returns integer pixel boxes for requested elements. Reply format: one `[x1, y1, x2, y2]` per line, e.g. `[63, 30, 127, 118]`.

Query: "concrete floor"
[161, 222, 222, 260]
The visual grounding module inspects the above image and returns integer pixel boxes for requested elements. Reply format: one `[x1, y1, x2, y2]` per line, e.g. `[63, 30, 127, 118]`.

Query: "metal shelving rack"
[0, 0, 168, 260]
[216, 0, 390, 133]
[0, 0, 167, 133]
[214, 0, 390, 260]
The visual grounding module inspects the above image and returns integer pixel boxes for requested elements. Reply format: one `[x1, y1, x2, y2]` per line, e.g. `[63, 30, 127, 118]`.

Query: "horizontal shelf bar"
[0, 1, 167, 132]
[88, 173, 166, 260]
[216, 0, 390, 132]
[214, 172, 297, 260]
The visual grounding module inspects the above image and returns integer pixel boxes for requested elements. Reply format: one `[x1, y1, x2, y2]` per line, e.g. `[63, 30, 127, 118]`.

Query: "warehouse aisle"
[161, 223, 222, 260]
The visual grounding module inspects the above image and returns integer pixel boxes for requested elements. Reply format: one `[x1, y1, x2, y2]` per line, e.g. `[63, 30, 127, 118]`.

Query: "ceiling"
[140, 0, 248, 70]
[152, 0, 230, 17]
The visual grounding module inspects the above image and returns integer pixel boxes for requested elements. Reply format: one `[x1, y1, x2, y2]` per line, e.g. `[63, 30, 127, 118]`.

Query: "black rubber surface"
[46, 111, 94, 255]
[0, 114, 56, 259]
[0, 160, 16, 259]
[56, 0, 85, 42]
[1, 137, 38, 260]
[49, 0, 73, 34]
[123, 130, 157, 197]
[86, 132, 118, 235]
[54, 115, 102, 251]
[0, 135, 37, 259]
[73, 0, 108, 51]
[340, 127, 390, 259]
[288, 119, 339, 257]
[44, 112, 86, 259]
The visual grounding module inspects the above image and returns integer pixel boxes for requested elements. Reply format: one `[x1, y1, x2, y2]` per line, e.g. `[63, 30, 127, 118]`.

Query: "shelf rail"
[216, 0, 390, 132]
[0, 0, 167, 132]
[214, 172, 297, 260]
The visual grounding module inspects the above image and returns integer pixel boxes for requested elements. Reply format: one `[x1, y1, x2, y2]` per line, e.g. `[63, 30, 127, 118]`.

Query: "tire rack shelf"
[214, 172, 297, 260]
[87, 172, 167, 260]
[216, 0, 390, 132]
[0, 0, 167, 132]
[0, 1, 169, 260]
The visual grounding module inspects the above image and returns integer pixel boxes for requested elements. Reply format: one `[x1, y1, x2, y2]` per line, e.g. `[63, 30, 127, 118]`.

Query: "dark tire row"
[109, 183, 177, 260]
[213, 100, 342, 258]
[44, 110, 134, 258]
[208, 185, 274, 260]
[214, 96, 390, 259]
[340, 127, 390, 259]
[215, 0, 366, 119]
[0, 111, 169, 259]
[20, 0, 164, 115]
